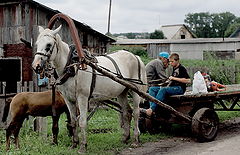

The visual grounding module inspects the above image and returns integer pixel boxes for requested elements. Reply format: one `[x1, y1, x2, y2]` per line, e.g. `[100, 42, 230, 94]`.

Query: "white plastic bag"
[192, 71, 208, 94]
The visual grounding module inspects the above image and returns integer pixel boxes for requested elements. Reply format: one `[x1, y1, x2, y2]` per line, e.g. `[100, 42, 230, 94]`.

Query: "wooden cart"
[139, 85, 240, 142]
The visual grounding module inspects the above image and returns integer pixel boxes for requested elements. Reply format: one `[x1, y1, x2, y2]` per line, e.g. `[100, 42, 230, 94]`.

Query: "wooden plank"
[34, 117, 47, 137]
[29, 81, 34, 92]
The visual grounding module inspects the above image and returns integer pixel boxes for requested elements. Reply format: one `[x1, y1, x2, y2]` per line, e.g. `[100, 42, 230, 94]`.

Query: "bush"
[182, 53, 240, 84]
[109, 45, 148, 57]
[108, 46, 239, 84]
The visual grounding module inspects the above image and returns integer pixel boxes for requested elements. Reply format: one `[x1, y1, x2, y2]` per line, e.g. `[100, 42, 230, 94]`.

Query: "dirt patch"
[120, 117, 240, 155]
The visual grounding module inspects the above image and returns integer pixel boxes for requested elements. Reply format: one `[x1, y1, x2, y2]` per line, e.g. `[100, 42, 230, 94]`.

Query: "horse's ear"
[55, 34, 62, 42]
[38, 26, 45, 34]
[52, 25, 62, 35]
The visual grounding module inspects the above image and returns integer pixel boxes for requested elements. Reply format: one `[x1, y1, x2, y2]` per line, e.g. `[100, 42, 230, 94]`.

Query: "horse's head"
[32, 25, 62, 74]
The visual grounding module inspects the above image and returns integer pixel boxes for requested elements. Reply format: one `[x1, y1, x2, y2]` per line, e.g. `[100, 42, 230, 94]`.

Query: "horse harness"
[45, 46, 144, 102]
[100, 54, 143, 85]
[35, 34, 58, 59]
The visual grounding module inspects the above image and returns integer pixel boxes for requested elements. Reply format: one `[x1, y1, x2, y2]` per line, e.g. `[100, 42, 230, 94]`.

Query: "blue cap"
[159, 52, 169, 59]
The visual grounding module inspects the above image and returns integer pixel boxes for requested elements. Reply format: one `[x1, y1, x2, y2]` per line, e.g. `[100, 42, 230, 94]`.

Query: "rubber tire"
[191, 108, 219, 142]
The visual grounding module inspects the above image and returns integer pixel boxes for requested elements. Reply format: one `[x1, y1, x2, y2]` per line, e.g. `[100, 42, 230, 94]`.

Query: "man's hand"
[168, 76, 175, 81]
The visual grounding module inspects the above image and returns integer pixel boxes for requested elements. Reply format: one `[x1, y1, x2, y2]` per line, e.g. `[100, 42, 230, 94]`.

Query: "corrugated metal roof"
[114, 38, 240, 45]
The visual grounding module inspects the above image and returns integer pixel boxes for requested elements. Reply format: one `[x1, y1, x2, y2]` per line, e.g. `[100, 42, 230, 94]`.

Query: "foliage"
[108, 45, 147, 57]
[181, 53, 240, 84]
[140, 55, 152, 65]
[125, 32, 136, 39]
[184, 12, 237, 38]
[150, 30, 165, 39]
[110, 45, 240, 84]
[113, 32, 150, 39]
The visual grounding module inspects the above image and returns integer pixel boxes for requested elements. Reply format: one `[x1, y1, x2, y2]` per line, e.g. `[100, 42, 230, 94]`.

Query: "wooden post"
[84, 59, 192, 123]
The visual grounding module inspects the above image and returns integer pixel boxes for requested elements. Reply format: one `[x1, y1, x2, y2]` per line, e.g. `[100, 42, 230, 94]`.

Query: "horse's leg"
[76, 96, 88, 153]
[6, 122, 14, 151]
[131, 92, 141, 146]
[65, 109, 74, 137]
[118, 89, 131, 144]
[66, 102, 79, 148]
[52, 115, 60, 145]
[13, 118, 24, 150]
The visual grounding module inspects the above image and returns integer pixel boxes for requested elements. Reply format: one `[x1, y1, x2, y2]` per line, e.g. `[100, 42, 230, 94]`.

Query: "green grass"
[217, 111, 240, 122]
[1, 107, 240, 154]
[0, 108, 168, 155]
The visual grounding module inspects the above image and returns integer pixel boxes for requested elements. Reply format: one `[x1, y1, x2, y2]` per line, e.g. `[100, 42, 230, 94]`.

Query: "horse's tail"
[2, 97, 12, 122]
[135, 55, 148, 103]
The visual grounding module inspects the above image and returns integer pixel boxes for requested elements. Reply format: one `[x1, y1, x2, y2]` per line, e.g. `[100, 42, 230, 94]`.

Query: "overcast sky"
[35, 0, 240, 34]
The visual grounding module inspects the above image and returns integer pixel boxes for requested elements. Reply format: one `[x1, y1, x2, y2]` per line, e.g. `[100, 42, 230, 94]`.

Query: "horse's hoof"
[77, 149, 86, 154]
[122, 136, 130, 144]
[131, 142, 140, 148]
[77, 144, 87, 154]
[78, 147, 86, 154]
[70, 144, 77, 149]
[15, 147, 20, 150]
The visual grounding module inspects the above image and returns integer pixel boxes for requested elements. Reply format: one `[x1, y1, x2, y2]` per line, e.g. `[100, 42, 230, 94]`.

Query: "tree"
[150, 30, 165, 39]
[184, 12, 213, 38]
[212, 12, 236, 37]
[126, 33, 136, 39]
[184, 12, 237, 38]
[225, 17, 240, 37]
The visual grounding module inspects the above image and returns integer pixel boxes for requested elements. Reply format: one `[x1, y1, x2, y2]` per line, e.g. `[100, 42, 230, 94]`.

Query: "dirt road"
[121, 117, 240, 155]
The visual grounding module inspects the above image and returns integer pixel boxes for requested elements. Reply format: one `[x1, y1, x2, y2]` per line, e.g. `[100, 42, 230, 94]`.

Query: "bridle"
[35, 34, 58, 59]
[33, 34, 59, 76]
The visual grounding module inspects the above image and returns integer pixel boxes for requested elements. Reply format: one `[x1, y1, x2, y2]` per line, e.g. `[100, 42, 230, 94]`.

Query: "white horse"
[32, 25, 147, 153]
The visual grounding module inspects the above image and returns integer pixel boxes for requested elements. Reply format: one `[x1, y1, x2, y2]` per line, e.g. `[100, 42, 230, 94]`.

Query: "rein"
[35, 35, 58, 58]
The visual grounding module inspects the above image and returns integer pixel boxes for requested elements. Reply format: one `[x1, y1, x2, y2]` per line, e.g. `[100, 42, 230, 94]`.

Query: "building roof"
[0, 0, 115, 43]
[160, 24, 197, 39]
[229, 27, 240, 38]
[114, 38, 240, 45]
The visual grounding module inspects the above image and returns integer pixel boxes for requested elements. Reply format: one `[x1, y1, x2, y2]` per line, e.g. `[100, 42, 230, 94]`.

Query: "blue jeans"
[148, 86, 160, 99]
[149, 86, 184, 111]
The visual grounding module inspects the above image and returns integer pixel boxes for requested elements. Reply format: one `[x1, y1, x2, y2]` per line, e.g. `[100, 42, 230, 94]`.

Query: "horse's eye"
[45, 43, 52, 51]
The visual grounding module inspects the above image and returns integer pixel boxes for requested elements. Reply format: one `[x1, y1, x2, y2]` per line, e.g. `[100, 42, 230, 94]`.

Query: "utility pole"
[107, 0, 112, 35]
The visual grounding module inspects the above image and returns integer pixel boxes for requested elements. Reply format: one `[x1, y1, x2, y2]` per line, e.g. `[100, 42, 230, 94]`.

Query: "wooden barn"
[0, 0, 115, 127]
[0, 0, 115, 92]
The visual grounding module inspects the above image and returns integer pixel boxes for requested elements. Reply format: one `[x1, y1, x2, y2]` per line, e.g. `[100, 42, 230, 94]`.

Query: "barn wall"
[147, 43, 170, 58]
[0, 1, 113, 94]
[172, 27, 194, 39]
[3, 43, 32, 81]
[0, 1, 112, 55]
[170, 42, 240, 60]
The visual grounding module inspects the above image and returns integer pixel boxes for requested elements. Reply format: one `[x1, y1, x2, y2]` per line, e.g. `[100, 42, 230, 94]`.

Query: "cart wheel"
[191, 108, 219, 142]
[138, 116, 147, 133]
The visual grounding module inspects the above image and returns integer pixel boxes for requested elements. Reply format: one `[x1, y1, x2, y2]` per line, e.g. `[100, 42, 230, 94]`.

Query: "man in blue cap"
[144, 52, 170, 112]
[146, 51, 169, 84]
